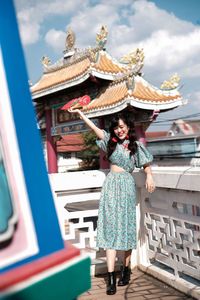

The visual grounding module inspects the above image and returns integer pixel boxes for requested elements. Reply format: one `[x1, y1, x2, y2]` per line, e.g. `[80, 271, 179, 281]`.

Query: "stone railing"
[49, 170, 105, 254]
[49, 166, 200, 298]
[135, 166, 200, 299]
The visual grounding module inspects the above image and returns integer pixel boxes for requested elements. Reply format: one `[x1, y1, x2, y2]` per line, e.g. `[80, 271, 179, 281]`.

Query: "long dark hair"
[107, 113, 137, 159]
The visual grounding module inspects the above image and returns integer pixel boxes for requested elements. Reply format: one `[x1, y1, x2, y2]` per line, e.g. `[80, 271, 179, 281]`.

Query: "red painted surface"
[45, 108, 58, 173]
[146, 131, 167, 139]
[0, 243, 80, 291]
[57, 134, 85, 152]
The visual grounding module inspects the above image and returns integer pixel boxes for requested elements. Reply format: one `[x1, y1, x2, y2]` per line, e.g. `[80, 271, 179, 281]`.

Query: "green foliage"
[82, 131, 99, 157]
[78, 131, 99, 169]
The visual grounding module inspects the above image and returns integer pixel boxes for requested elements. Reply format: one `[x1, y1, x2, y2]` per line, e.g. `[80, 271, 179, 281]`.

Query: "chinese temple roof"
[82, 75, 183, 117]
[31, 51, 126, 98]
[31, 25, 185, 117]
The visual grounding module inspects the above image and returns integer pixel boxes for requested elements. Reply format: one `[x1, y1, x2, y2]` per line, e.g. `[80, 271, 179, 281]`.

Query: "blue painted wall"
[0, 0, 64, 273]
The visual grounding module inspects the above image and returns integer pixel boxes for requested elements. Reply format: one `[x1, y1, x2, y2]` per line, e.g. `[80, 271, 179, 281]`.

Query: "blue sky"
[14, 0, 200, 131]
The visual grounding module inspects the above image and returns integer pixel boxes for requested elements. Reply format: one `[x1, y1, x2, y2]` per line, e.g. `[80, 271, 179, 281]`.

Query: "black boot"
[106, 272, 116, 295]
[118, 266, 131, 286]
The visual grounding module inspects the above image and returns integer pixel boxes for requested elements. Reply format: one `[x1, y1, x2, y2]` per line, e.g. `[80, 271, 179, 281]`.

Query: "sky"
[13, 0, 200, 132]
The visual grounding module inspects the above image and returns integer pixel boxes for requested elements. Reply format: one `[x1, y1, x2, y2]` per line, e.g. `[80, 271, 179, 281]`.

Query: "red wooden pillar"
[135, 123, 147, 146]
[45, 107, 58, 173]
[98, 118, 110, 169]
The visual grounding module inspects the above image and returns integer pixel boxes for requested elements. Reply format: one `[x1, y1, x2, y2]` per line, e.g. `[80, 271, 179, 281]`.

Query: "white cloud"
[44, 29, 66, 53]
[43, 2, 119, 51]
[52, 0, 200, 82]
[133, 28, 200, 78]
[128, 0, 195, 38]
[15, 0, 86, 45]
[187, 91, 200, 108]
[14, 0, 200, 124]
[182, 63, 200, 79]
[15, 0, 200, 80]
[17, 6, 42, 45]
[68, 3, 119, 47]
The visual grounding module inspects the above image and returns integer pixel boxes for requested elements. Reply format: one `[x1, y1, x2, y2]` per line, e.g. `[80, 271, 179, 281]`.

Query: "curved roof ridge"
[135, 75, 180, 96]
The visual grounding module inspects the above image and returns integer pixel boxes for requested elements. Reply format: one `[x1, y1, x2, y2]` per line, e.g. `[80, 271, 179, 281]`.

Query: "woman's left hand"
[146, 174, 156, 193]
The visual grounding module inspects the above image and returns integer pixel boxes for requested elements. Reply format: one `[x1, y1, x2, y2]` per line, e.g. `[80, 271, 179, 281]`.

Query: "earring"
[125, 135, 129, 140]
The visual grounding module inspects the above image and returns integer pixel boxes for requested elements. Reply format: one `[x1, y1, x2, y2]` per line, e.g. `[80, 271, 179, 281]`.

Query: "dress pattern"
[96, 130, 153, 250]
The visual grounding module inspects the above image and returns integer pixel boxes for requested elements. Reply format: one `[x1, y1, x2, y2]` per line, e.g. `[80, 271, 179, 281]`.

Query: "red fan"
[61, 95, 91, 111]
[78, 95, 91, 107]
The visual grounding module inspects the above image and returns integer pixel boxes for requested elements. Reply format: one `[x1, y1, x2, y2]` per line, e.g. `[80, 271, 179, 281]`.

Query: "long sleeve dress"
[96, 130, 153, 251]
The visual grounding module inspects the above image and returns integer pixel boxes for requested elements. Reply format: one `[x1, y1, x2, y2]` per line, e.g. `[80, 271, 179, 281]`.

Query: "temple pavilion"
[31, 26, 184, 173]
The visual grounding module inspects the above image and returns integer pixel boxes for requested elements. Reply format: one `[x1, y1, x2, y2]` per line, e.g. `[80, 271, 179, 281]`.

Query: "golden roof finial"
[65, 27, 76, 50]
[160, 73, 181, 90]
[120, 48, 144, 75]
[96, 25, 108, 48]
[41, 56, 51, 67]
[120, 48, 144, 66]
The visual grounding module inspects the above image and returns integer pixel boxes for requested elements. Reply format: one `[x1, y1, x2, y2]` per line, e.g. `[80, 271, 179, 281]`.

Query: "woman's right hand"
[68, 108, 84, 120]
[68, 108, 81, 114]
[69, 107, 104, 140]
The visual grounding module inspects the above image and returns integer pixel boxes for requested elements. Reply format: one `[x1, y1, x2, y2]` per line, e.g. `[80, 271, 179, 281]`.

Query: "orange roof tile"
[83, 76, 182, 115]
[85, 81, 127, 110]
[31, 57, 91, 94]
[31, 51, 128, 96]
[92, 51, 125, 74]
[131, 77, 180, 103]
[31, 49, 183, 115]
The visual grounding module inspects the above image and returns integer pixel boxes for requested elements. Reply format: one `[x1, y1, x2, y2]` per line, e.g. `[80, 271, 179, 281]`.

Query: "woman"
[68, 109, 155, 295]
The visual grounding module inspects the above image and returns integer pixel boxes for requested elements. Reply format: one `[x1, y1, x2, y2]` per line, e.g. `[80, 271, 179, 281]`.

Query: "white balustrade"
[49, 170, 106, 257]
[135, 166, 200, 299]
[49, 166, 200, 298]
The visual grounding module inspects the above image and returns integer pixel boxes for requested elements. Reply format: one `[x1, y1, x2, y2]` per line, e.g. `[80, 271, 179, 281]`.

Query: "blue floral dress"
[96, 130, 153, 250]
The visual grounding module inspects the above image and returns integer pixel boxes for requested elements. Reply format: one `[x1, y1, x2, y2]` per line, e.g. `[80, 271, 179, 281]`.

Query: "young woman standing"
[68, 109, 155, 295]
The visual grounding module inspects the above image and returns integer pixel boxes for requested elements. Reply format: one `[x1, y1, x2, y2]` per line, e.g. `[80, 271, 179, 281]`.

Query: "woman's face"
[113, 119, 129, 140]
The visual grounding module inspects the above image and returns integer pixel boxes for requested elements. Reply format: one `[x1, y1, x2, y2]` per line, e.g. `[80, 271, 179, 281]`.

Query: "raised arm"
[68, 108, 104, 140]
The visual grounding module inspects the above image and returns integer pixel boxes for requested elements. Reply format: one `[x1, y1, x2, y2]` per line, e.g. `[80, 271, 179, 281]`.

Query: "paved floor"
[79, 268, 194, 300]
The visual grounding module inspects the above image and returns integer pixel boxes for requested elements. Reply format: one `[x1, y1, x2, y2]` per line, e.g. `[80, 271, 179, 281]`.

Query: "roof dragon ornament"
[96, 25, 108, 49]
[120, 48, 145, 75]
[89, 25, 108, 63]
[160, 73, 181, 90]
[120, 48, 145, 92]
[41, 55, 51, 72]
[63, 27, 76, 60]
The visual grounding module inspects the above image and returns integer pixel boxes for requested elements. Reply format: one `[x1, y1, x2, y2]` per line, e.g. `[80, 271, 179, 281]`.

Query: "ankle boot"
[106, 271, 116, 295]
[118, 266, 131, 286]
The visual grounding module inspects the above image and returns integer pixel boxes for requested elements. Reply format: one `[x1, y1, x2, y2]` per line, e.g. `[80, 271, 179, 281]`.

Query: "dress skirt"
[96, 171, 136, 251]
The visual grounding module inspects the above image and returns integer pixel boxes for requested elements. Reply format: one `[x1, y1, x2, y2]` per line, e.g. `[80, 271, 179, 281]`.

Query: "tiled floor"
[79, 268, 194, 300]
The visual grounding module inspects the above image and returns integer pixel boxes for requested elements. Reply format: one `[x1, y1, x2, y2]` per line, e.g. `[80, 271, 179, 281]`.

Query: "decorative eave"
[90, 50, 126, 80]
[82, 76, 185, 118]
[31, 51, 128, 100]
[31, 57, 91, 99]
[31, 25, 185, 119]
[32, 73, 90, 100]
[31, 25, 148, 100]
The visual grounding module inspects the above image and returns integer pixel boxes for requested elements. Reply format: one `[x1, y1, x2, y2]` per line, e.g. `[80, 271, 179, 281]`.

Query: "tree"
[78, 131, 100, 170]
